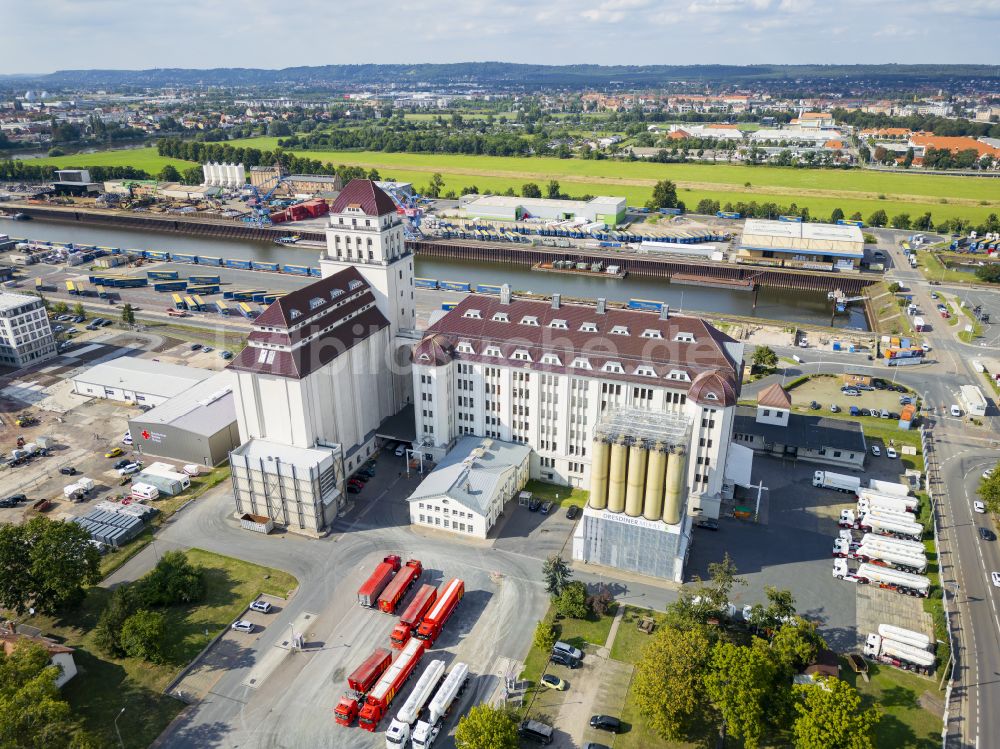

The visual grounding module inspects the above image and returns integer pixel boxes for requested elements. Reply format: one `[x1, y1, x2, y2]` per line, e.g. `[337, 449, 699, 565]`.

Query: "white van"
[951, 404, 962, 417]
[130, 482, 160, 501]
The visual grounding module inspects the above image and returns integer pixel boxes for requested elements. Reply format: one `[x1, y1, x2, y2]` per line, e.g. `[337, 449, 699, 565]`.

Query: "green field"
[19, 146, 195, 174]
[18, 137, 1000, 223]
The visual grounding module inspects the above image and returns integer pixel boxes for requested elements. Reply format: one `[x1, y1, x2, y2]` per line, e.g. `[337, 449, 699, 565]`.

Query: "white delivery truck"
[867, 479, 911, 498]
[411, 662, 470, 749]
[384, 660, 446, 749]
[814, 471, 862, 493]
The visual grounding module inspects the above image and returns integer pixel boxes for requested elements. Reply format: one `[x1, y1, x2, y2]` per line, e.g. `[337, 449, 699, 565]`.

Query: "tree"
[792, 677, 880, 749]
[72, 302, 85, 318]
[902, 148, 915, 168]
[770, 617, 826, 677]
[121, 303, 135, 326]
[546, 180, 561, 199]
[521, 182, 541, 198]
[0, 641, 95, 748]
[866, 209, 888, 227]
[52, 301, 69, 315]
[139, 550, 205, 607]
[542, 554, 571, 597]
[555, 581, 590, 618]
[0, 517, 101, 615]
[120, 609, 167, 663]
[646, 179, 679, 211]
[633, 624, 715, 741]
[587, 583, 615, 617]
[890, 213, 912, 230]
[704, 553, 746, 610]
[752, 345, 778, 373]
[95, 585, 140, 657]
[978, 467, 1000, 513]
[454, 704, 519, 749]
[157, 164, 181, 182]
[913, 212, 934, 231]
[830, 208, 845, 224]
[266, 120, 292, 137]
[745, 586, 798, 636]
[427, 172, 445, 198]
[975, 264, 1000, 284]
[886, 282, 901, 294]
[850, 211, 863, 222]
[705, 639, 780, 749]
[533, 620, 556, 654]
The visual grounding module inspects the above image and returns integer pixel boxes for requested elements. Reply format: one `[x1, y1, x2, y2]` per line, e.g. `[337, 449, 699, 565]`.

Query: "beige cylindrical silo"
[624, 443, 647, 517]
[643, 444, 667, 521]
[588, 438, 611, 510]
[607, 438, 628, 514]
[662, 446, 688, 525]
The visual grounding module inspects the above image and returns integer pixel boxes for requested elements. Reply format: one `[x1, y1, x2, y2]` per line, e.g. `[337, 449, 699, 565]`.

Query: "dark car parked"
[566, 505, 580, 520]
[528, 497, 542, 512]
[695, 518, 719, 531]
[549, 651, 581, 669]
[980, 527, 996, 542]
[589, 715, 622, 734]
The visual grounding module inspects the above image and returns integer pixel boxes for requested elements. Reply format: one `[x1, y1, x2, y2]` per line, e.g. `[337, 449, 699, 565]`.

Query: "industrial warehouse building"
[732, 384, 866, 469]
[461, 195, 627, 226]
[737, 219, 865, 271]
[127, 371, 240, 466]
[72, 356, 213, 406]
[408, 436, 530, 539]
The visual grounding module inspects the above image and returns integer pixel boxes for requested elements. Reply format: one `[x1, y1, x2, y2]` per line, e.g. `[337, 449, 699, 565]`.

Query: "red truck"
[415, 578, 464, 646]
[357, 637, 426, 731]
[377, 559, 423, 614]
[333, 648, 393, 726]
[390, 584, 437, 649]
[358, 555, 402, 608]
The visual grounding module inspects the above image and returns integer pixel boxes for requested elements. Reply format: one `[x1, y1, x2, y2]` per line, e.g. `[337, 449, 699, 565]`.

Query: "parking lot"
[687, 454, 930, 651]
[788, 374, 918, 418]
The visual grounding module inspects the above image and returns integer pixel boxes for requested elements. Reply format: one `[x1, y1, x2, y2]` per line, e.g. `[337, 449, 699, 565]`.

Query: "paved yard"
[788, 374, 917, 416]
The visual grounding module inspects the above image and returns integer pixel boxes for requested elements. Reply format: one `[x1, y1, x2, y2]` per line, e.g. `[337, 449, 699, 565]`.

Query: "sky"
[3, 0, 999, 73]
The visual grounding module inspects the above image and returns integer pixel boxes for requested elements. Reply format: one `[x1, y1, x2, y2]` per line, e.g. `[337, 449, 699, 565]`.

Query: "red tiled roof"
[757, 382, 791, 409]
[1, 631, 74, 657]
[330, 179, 397, 216]
[419, 296, 741, 390]
[910, 134, 1000, 158]
[253, 266, 367, 329]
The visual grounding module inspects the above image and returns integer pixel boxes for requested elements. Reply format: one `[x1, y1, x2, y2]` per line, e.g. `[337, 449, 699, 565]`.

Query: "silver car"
[231, 620, 255, 633]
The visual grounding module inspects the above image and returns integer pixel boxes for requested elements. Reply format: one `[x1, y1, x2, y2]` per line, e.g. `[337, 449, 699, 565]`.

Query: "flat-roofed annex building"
[738, 219, 864, 271]
[72, 357, 212, 406]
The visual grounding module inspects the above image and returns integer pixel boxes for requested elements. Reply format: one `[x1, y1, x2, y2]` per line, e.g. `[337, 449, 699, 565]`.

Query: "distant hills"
[1, 63, 998, 90]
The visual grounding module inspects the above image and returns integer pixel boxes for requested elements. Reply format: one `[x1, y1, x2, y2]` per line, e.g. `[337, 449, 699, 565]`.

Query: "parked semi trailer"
[358, 638, 426, 731]
[860, 533, 925, 556]
[860, 512, 923, 541]
[854, 563, 930, 597]
[358, 555, 402, 608]
[877, 624, 934, 652]
[856, 488, 919, 513]
[868, 479, 911, 498]
[854, 543, 927, 574]
[813, 471, 861, 493]
[856, 502, 917, 524]
[378, 559, 423, 614]
[334, 648, 393, 726]
[864, 633, 935, 673]
[411, 662, 471, 749]
[390, 584, 437, 649]
[384, 659, 446, 747]
[415, 578, 464, 646]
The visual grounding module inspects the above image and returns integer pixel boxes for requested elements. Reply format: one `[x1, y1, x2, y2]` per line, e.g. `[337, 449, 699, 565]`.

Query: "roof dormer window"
[519, 315, 539, 326]
[549, 319, 568, 330]
[667, 369, 690, 381]
[602, 361, 625, 373]
[330, 289, 344, 299]
[512, 349, 532, 361]
[641, 329, 662, 339]
[484, 346, 503, 358]
[674, 332, 695, 342]
[541, 353, 562, 365]
[635, 366, 656, 377]
[463, 309, 482, 319]
[579, 322, 598, 333]
[348, 279, 363, 291]
[492, 312, 509, 322]
[309, 297, 325, 310]
[457, 341, 475, 354]
[289, 309, 302, 320]
[571, 357, 592, 370]
[610, 325, 629, 336]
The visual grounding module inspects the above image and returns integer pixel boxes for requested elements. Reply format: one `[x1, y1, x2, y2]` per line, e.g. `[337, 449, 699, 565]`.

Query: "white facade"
[202, 161, 246, 188]
[72, 357, 212, 406]
[408, 436, 530, 539]
[0, 292, 56, 369]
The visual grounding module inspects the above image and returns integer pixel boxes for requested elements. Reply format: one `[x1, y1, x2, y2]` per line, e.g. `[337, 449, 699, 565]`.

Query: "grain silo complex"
[573, 408, 694, 581]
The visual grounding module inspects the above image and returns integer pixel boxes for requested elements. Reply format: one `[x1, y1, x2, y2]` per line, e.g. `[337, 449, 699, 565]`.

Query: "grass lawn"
[22, 146, 196, 175]
[919, 250, 975, 285]
[18, 549, 298, 749]
[609, 605, 667, 664]
[841, 659, 942, 749]
[617, 698, 697, 749]
[522, 479, 588, 509]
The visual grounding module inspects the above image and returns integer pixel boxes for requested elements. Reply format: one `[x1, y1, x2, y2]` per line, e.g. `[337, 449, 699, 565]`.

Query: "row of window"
[417, 515, 475, 533]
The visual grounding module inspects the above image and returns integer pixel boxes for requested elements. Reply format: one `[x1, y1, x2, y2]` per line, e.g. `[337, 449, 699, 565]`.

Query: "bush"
[94, 586, 140, 657]
[120, 609, 167, 663]
[533, 620, 556, 654]
[138, 550, 205, 607]
[587, 583, 616, 617]
[555, 581, 590, 619]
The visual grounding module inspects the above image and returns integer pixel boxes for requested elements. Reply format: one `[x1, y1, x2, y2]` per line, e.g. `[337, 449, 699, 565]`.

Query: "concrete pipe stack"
[624, 443, 648, 517]
[588, 438, 611, 510]
[662, 446, 687, 525]
[607, 438, 629, 513]
[642, 443, 667, 521]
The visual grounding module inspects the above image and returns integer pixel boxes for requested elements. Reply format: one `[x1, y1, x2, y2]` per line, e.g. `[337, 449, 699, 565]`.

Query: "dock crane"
[243, 173, 290, 228]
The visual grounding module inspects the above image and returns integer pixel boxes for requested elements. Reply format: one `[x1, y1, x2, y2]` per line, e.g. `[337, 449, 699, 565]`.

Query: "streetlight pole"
[114, 704, 126, 749]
